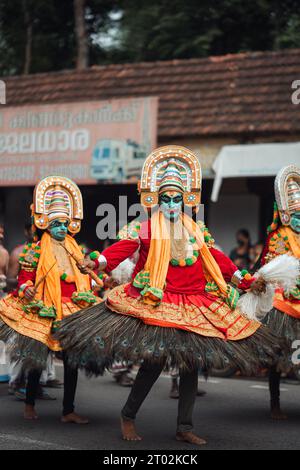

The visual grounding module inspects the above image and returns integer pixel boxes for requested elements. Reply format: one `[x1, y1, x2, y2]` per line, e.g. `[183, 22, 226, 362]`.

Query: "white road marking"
[0, 432, 76, 450]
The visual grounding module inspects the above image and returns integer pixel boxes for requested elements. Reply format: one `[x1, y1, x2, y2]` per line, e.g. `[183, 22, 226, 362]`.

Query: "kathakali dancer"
[0, 176, 102, 422]
[262, 165, 300, 419]
[56, 146, 282, 445]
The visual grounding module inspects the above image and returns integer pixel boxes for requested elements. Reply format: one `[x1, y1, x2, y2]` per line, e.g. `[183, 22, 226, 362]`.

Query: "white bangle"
[231, 270, 243, 286]
[98, 254, 107, 270]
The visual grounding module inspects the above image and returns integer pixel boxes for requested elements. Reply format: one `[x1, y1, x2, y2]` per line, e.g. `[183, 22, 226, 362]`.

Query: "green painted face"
[48, 219, 69, 241]
[290, 211, 300, 234]
[159, 191, 183, 221]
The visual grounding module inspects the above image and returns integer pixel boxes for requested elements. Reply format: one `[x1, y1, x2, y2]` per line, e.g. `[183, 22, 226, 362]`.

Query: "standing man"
[0, 223, 9, 298]
[0, 176, 101, 422]
[0, 223, 9, 382]
[262, 165, 300, 419]
[7, 223, 61, 396]
[56, 146, 281, 446]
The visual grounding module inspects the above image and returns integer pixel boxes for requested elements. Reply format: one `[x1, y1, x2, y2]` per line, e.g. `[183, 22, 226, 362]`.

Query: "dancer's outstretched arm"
[79, 239, 139, 274]
[210, 247, 264, 292]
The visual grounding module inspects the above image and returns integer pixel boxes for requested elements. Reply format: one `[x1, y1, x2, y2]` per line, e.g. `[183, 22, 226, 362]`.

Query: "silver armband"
[98, 254, 107, 271]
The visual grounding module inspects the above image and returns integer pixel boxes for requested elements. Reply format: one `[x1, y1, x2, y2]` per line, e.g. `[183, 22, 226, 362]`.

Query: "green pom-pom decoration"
[34, 253, 40, 258]
[186, 258, 193, 266]
[241, 269, 248, 276]
[170, 259, 179, 266]
[193, 250, 198, 257]
[61, 273, 67, 281]
[90, 251, 99, 260]
[189, 236, 196, 243]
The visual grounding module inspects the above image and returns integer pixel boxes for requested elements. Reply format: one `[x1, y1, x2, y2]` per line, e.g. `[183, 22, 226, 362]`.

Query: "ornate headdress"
[275, 165, 300, 226]
[139, 145, 201, 207]
[32, 176, 83, 234]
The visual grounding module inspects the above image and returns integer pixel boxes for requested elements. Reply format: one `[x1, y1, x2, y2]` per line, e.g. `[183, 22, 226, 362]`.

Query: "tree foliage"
[114, 0, 300, 62]
[0, 0, 299, 76]
[0, 0, 116, 75]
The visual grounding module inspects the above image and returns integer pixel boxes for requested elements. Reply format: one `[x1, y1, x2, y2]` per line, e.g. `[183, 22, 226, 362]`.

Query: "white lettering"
[291, 80, 300, 105]
[0, 129, 90, 154]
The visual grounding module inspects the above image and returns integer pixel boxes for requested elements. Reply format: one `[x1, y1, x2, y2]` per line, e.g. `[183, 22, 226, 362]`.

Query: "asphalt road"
[1, 365, 300, 450]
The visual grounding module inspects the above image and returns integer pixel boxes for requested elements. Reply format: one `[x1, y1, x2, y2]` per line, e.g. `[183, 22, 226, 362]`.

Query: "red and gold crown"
[32, 176, 83, 234]
[275, 165, 300, 226]
[139, 145, 201, 208]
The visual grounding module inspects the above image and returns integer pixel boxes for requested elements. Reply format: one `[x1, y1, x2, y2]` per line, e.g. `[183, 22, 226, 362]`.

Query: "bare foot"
[176, 431, 207, 446]
[61, 412, 89, 424]
[271, 408, 288, 420]
[24, 404, 38, 420]
[121, 417, 142, 441]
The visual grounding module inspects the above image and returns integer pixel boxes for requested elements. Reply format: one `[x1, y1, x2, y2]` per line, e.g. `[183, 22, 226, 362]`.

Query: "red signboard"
[0, 97, 158, 186]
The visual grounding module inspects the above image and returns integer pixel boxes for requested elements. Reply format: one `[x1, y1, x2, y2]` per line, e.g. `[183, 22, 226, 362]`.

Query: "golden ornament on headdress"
[139, 145, 202, 208]
[33, 176, 83, 234]
[275, 165, 300, 226]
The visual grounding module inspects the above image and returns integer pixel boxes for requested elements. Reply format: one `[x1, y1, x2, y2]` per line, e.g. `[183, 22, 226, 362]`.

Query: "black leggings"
[25, 352, 78, 416]
[269, 365, 281, 409]
[121, 360, 198, 432]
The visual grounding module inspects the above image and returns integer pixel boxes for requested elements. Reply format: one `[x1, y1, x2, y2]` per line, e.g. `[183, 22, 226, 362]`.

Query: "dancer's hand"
[24, 287, 36, 300]
[77, 259, 96, 274]
[104, 276, 119, 289]
[250, 277, 266, 294]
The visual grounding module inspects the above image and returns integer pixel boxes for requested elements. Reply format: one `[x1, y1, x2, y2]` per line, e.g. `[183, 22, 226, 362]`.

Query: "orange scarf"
[35, 232, 90, 320]
[181, 213, 228, 298]
[142, 211, 229, 304]
[281, 227, 300, 258]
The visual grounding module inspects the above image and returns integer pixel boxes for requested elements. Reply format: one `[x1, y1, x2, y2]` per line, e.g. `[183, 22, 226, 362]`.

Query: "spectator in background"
[249, 241, 264, 271]
[0, 223, 9, 297]
[0, 223, 9, 384]
[229, 229, 252, 270]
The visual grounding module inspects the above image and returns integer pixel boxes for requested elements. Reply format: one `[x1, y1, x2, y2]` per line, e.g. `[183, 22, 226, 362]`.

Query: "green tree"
[0, 0, 299, 76]
[0, 0, 76, 75]
[104, 0, 300, 62]
[0, 0, 117, 75]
